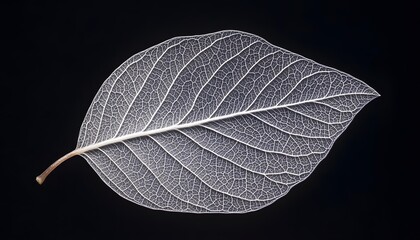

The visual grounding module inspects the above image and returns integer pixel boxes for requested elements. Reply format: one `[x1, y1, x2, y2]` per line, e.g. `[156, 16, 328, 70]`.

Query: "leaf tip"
[372, 89, 381, 98]
[364, 85, 380, 99]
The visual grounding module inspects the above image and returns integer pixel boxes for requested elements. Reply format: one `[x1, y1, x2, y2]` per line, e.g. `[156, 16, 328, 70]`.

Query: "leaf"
[37, 30, 379, 213]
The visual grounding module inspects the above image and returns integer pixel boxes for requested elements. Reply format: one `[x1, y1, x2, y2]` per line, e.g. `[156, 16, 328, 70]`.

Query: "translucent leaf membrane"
[40, 30, 379, 213]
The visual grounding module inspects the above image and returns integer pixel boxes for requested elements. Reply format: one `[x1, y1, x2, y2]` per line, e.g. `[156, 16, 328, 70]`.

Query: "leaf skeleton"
[37, 30, 379, 213]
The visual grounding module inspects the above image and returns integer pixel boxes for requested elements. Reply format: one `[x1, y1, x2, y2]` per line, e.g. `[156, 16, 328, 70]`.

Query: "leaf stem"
[36, 150, 80, 185]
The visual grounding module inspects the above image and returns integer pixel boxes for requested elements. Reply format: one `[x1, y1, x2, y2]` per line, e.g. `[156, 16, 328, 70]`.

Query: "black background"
[4, 0, 418, 239]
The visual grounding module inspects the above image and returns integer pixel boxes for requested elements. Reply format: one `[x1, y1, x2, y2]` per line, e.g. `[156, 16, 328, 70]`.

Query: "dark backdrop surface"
[4, 1, 417, 239]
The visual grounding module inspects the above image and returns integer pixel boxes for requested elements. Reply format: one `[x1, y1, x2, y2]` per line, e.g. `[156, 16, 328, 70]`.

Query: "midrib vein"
[73, 92, 374, 155]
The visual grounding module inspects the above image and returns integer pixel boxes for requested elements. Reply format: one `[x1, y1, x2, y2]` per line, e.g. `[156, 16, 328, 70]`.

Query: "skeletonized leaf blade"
[75, 30, 378, 213]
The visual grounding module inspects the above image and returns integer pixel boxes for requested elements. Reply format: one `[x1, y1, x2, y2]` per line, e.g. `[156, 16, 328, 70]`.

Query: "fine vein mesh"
[76, 30, 379, 213]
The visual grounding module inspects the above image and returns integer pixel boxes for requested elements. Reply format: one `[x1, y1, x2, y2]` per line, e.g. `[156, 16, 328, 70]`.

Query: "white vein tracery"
[37, 30, 379, 213]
